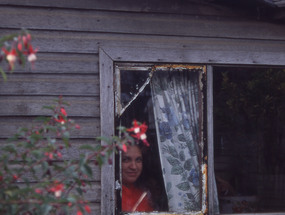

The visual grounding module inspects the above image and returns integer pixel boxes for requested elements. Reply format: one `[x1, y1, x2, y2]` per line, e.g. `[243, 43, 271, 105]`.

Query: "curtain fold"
[151, 69, 203, 212]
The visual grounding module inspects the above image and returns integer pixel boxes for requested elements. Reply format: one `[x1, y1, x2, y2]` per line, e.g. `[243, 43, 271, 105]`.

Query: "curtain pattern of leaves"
[151, 68, 203, 212]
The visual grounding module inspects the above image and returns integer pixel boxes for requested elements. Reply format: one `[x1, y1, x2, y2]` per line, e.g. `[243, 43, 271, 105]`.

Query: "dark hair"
[133, 143, 168, 211]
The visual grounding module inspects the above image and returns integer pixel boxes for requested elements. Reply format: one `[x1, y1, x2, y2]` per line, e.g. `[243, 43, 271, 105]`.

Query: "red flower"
[26, 33, 31, 41]
[17, 42, 23, 51]
[27, 45, 38, 62]
[127, 120, 150, 146]
[55, 107, 67, 124]
[22, 35, 28, 48]
[55, 116, 65, 124]
[122, 143, 127, 152]
[13, 174, 19, 180]
[49, 181, 64, 197]
[60, 107, 67, 116]
[85, 205, 91, 213]
[57, 152, 62, 158]
[2, 48, 17, 69]
[35, 188, 42, 194]
[127, 120, 140, 134]
[45, 152, 54, 159]
[77, 211, 83, 215]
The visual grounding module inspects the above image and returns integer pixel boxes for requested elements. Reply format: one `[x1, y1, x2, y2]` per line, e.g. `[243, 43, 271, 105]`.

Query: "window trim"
[99, 46, 285, 215]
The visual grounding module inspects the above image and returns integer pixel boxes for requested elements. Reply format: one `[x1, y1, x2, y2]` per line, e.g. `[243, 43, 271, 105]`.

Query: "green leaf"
[0, 33, 17, 44]
[31, 150, 42, 159]
[176, 182, 190, 191]
[35, 116, 51, 123]
[186, 192, 195, 201]
[40, 204, 53, 215]
[171, 165, 184, 175]
[41, 161, 49, 175]
[166, 156, 180, 166]
[184, 159, 192, 171]
[179, 151, 185, 161]
[67, 196, 77, 203]
[178, 134, 186, 142]
[76, 187, 83, 195]
[0, 68, 7, 81]
[168, 145, 179, 158]
[80, 164, 93, 178]
[96, 136, 111, 144]
[2, 145, 17, 154]
[79, 145, 95, 151]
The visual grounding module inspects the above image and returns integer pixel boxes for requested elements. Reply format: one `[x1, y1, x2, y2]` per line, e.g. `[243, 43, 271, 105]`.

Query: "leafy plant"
[0, 97, 147, 214]
[0, 31, 150, 214]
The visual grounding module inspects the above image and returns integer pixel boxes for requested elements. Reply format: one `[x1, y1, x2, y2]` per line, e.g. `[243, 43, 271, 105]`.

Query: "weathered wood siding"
[0, 1, 285, 214]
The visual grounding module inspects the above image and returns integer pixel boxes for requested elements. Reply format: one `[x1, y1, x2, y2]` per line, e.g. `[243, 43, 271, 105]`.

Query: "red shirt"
[122, 184, 153, 212]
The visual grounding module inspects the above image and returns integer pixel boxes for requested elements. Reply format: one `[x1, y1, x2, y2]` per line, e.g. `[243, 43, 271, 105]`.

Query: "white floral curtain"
[151, 68, 205, 212]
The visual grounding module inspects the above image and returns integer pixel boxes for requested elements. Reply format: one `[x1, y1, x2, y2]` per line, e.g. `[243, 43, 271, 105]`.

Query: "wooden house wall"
[0, 1, 285, 214]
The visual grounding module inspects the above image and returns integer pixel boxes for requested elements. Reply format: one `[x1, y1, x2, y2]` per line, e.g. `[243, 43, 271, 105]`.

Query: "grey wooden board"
[0, 74, 99, 96]
[0, 139, 101, 161]
[99, 48, 115, 215]
[0, 6, 285, 40]
[1, 30, 285, 66]
[19, 53, 98, 74]
[68, 182, 101, 202]
[0, 52, 98, 74]
[207, 66, 215, 215]
[101, 46, 285, 66]
[3, 162, 100, 182]
[0, 0, 241, 17]
[0, 117, 100, 138]
[7, 182, 101, 202]
[0, 96, 99, 117]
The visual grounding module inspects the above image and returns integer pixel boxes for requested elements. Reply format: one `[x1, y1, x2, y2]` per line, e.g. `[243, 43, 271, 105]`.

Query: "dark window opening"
[115, 65, 207, 214]
[117, 69, 169, 213]
[213, 67, 285, 213]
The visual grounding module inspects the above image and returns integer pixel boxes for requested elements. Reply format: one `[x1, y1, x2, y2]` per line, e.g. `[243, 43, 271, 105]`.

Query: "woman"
[121, 144, 154, 212]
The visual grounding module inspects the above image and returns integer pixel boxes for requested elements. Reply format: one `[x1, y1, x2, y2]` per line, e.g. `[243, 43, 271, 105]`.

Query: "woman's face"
[122, 145, 143, 186]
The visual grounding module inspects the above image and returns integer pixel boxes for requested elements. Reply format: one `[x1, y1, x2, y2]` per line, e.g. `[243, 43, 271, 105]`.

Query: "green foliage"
[0, 31, 148, 215]
[0, 97, 138, 215]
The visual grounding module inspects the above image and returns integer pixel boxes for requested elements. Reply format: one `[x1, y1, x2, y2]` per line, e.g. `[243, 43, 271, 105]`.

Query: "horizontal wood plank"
[0, 74, 99, 96]
[0, 6, 285, 40]
[67, 182, 101, 202]
[2, 30, 285, 61]
[0, 96, 99, 117]
[19, 53, 98, 74]
[0, 0, 240, 17]
[8, 182, 101, 202]
[0, 117, 100, 138]
[0, 139, 103, 162]
[102, 46, 285, 66]
[4, 162, 101, 182]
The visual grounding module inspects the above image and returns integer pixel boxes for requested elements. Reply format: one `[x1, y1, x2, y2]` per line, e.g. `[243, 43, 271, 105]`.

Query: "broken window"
[115, 64, 212, 214]
[213, 67, 285, 213]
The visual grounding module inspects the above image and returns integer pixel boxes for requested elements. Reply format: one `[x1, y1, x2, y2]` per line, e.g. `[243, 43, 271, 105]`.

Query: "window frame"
[99, 46, 285, 215]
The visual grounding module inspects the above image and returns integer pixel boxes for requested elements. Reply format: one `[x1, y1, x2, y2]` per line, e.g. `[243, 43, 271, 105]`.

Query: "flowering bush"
[0, 32, 150, 214]
[0, 97, 149, 214]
